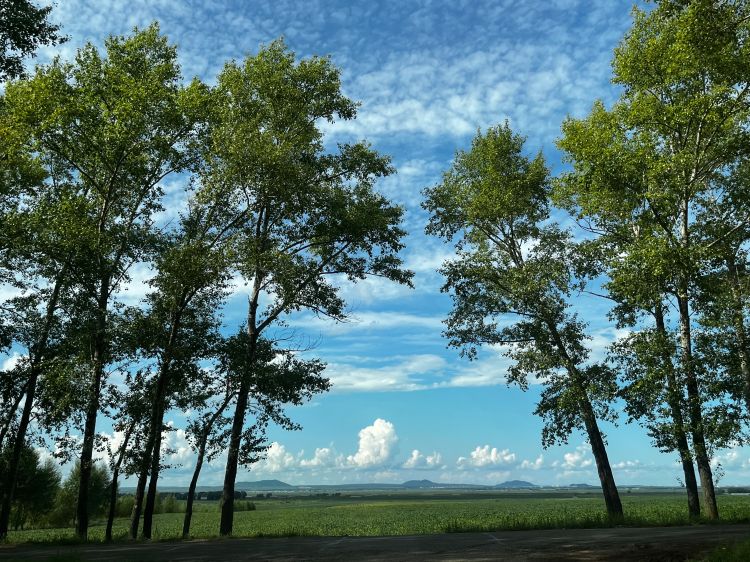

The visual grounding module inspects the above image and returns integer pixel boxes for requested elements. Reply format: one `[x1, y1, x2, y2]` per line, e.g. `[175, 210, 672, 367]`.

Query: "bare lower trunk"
[219, 379, 250, 536]
[129, 459, 149, 539]
[142, 401, 166, 539]
[184, 392, 233, 538]
[578, 391, 623, 518]
[677, 290, 719, 519]
[106, 422, 134, 542]
[654, 305, 700, 518]
[77, 277, 110, 540]
[183, 436, 207, 538]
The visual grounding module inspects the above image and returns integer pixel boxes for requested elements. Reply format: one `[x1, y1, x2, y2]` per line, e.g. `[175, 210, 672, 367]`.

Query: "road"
[1, 524, 748, 561]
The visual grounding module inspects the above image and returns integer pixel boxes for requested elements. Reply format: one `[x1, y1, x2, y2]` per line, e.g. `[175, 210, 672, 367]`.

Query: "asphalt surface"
[1, 524, 749, 561]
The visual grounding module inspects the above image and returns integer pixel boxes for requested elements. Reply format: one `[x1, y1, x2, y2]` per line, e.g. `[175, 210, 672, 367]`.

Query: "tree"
[423, 123, 623, 518]
[127, 201, 232, 540]
[51, 460, 110, 527]
[0, 0, 66, 81]
[206, 40, 413, 535]
[555, 0, 750, 519]
[0, 443, 59, 530]
[2, 24, 207, 539]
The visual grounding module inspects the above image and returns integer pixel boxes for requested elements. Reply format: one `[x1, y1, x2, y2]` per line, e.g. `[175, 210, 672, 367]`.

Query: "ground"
[2, 524, 750, 561]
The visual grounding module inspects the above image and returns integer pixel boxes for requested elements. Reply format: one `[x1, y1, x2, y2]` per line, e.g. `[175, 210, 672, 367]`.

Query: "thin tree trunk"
[76, 276, 110, 540]
[183, 393, 232, 538]
[677, 288, 719, 519]
[726, 256, 750, 414]
[0, 384, 28, 453]
[129, 455, 150, 539]
[577, 390, 623, 518]
[654, 305, 701, 518]
[219, 377, 250, 536]
[0, 272, 65, 539]
[545, 317, 622, 518]
[105, 421, 135, 542]
[142, 400, 166, 539]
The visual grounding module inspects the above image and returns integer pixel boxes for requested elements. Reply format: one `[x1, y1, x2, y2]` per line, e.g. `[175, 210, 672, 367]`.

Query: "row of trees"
[425, 0, 750, 520]
[2, 0, 750, 540]
[0, 5, 412, 541]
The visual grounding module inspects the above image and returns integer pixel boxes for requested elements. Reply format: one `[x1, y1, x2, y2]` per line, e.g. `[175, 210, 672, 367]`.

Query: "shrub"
[233, 501, 256, 512]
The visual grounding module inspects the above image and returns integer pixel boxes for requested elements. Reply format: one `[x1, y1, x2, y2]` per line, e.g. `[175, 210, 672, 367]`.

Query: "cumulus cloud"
[300, 447, 341, 468]
[520, 455, 544, 470]
[346, 419, 399, 468]
[254, 442, 297, 473]
[458, 445, 516, 468]
[403, 449, 443, 470]
[554, 444, 593, 470]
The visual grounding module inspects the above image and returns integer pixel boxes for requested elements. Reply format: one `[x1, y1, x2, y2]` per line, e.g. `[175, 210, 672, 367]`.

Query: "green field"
[6, 491, 750, 544]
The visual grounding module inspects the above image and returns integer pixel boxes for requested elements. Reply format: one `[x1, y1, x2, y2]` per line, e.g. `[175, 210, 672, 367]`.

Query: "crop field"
[5, 491, 750, 544]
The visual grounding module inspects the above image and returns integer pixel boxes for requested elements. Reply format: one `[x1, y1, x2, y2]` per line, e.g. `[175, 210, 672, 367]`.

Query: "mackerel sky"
[18, 0, 750, 487]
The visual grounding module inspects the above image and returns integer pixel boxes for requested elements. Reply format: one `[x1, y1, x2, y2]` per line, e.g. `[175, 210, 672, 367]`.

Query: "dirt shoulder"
[1, 524, 749, 561]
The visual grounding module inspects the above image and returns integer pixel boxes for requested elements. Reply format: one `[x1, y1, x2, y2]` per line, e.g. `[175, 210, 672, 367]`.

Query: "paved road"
[2, 525, 749, 561]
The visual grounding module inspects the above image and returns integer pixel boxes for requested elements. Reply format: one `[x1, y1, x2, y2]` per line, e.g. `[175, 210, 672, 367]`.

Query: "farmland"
[5, 490, 750, 544]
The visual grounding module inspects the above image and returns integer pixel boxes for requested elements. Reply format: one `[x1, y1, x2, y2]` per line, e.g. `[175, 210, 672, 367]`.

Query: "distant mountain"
[568, 483, 597, 488]
[495, 480, 537, 489]
[402, 479, 440, 489]
[235, 479, 295, 490]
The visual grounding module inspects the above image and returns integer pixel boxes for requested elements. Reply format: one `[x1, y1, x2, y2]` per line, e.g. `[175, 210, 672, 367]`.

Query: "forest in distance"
[3, 0, 750, 547]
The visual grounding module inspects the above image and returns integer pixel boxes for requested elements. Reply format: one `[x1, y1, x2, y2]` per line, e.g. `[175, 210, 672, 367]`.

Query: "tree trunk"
[129, 456, 150, 539]
[654, 305, 700, 518]
[183, 393, 232, 538]
[142, 400, 166, 539]
[219, 377, 250, 536]
[677, 288, 719, 519]
[76, 276, 110, 540]
[577, 391, 623, 518]
[544, 316, 622, 518]
[106, 421, 134, 542]
[726, 256, 750, 414]
[0, 384, 28, 453]
[183, 431, 208, 538]
[0, 273, 65, 539]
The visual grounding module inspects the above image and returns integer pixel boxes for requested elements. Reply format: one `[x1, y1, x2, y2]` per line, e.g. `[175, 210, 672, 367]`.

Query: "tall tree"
[3, 24, 206, 539]
[0, 0, 66, 81]
[556, 0, 750, 519]
[423, 123, 623, 518]
[206, 40, 413, 535]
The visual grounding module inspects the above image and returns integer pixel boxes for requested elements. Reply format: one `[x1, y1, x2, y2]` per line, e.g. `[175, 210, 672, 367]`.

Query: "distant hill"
[495, 480, 537, 489]
[235, 479, 295, 490]
[402, 480, 440, 489]
[568, 483, 597, 489]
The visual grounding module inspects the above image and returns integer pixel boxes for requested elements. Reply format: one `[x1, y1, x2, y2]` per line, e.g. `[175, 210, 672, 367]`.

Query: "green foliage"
[423, 123, 617, 446]
[0, 0, 66, 81]
[48, 462, 110, 526]
[0, 443, 60, 530]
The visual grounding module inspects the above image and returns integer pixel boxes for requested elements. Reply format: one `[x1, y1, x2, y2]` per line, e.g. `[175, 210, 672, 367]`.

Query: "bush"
[233, 501, 256, 512]
[115, 495, 134, 518]
[0, 443, 60, 530]
[47, 461, 110, 527]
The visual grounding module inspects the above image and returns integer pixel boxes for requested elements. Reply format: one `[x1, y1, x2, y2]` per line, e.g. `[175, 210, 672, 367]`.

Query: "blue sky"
[9, 0, 750, 488]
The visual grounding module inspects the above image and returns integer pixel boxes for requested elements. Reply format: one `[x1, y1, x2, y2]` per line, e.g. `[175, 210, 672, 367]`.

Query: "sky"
[8, 0, 750, 488]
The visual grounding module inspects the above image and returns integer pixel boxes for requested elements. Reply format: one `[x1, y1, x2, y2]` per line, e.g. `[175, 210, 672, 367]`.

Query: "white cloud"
[1, 353, 24, 372]
[520, 454, 544, 470]
[326, 354, 446, 392]
[300, 447, 341, 468]
[554, 443, 593, 470]
[346, 418, 399, 468]
[403, 449, 443, 469]
[458, 445, 516, 468]
[254, 442, 297, 473]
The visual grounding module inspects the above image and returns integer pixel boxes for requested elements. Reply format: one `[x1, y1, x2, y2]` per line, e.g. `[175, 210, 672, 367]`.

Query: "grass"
[4, 491, 750, 544]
